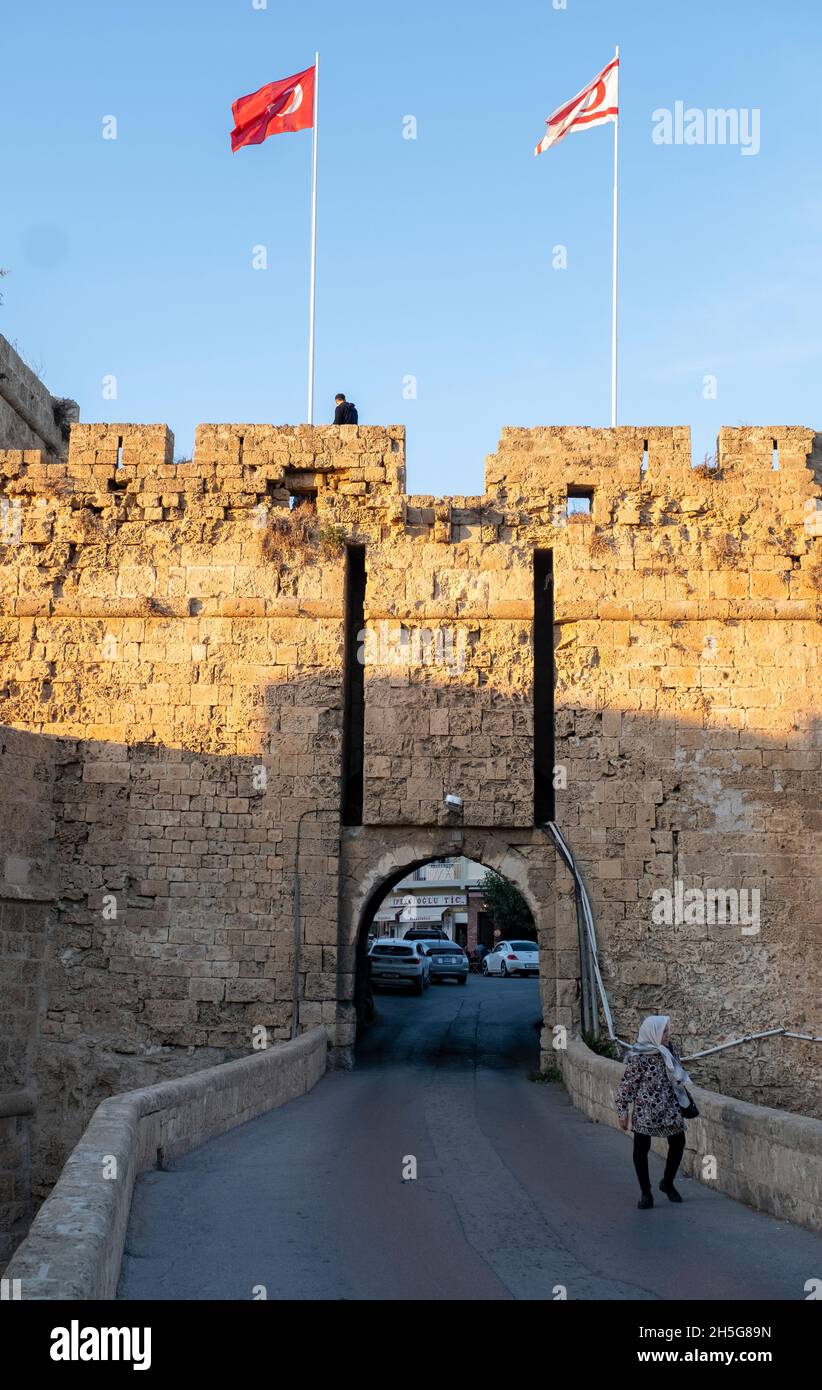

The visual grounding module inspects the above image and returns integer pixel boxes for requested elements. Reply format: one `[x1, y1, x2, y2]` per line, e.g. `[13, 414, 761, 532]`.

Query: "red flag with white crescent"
[535, 55, 618, 156]
[231, 65, 315, 152]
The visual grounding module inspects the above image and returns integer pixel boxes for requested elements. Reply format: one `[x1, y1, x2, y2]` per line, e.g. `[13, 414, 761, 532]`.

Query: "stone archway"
[333, 825, 560, 1067]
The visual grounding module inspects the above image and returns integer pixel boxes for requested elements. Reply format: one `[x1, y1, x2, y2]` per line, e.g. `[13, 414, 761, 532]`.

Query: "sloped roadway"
[118, 975, 822, 1301]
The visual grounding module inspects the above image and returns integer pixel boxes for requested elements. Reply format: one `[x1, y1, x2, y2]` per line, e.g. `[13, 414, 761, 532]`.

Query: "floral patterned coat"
[615, 1050, 686, 1137]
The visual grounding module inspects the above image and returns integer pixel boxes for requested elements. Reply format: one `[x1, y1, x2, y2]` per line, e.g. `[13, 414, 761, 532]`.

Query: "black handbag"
[669, 1039, 699, 1118]
[679, 1090, 700, 1119]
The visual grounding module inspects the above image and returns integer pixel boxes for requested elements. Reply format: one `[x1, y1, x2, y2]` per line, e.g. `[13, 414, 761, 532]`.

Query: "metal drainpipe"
[587, 923, 600, 1043]
[575, 889, 592, 1036]
[547, 821, 608, 1042]
[292, 812, 307, 1040]
[292, 808, 319, 1041]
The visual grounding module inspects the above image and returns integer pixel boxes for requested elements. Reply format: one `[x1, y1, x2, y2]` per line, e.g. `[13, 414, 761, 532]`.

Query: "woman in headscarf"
[616, 1015, 692, 1209]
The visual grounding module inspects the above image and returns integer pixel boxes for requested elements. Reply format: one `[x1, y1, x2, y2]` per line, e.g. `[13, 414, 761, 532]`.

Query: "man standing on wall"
[334, 393, 358, 424]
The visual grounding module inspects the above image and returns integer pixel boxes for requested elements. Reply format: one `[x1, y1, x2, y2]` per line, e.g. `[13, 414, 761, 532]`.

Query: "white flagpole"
[307, 51, 320, 424]
[610, 46, 619, 428]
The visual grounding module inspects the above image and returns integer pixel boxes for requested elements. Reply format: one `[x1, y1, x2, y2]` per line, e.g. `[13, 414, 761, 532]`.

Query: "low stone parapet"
[5, 1028, 328, 1299]
[559, 1036, 822, 1233]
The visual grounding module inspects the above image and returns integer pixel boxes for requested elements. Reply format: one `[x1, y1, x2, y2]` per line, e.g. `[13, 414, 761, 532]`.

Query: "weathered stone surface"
[0, 420, 819, 1248]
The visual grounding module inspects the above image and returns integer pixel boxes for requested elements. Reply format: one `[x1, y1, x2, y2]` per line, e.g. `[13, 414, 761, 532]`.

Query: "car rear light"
[507, 953, 518, 960]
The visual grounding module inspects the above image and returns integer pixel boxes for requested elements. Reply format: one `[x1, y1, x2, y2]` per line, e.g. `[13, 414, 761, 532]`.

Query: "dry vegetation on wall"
[693, 453, 723, 480]
[51, 399, 76, 444]
[709, 532, 742, 567]
[260, 501, 347, 574]
[588, 528, 614, 559]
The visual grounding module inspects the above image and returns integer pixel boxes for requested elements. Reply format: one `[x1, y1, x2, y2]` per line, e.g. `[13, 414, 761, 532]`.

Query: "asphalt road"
[118, 975, 822, 1301]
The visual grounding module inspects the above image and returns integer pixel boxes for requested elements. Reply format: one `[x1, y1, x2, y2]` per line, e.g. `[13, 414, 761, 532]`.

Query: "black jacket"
[334, 401, 358, 425]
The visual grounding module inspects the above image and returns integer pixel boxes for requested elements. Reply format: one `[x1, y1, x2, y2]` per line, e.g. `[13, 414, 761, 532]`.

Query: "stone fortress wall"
[0, 419, 820, 1248]
[0, 333, 78, 457]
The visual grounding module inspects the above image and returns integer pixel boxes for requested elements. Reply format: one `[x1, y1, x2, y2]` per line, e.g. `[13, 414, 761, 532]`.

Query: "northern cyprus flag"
[534, 54, 619, 156]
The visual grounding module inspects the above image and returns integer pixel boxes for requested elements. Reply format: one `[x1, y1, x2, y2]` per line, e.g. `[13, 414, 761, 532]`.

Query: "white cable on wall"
[546, 822, 822, 1060]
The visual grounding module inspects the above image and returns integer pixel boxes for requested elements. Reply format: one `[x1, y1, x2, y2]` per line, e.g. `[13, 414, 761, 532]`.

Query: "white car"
[482, 940, 539, 978]
[368, 938, 431, 994]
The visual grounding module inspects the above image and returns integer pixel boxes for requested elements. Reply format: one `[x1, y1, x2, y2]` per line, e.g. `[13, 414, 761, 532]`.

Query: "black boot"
[637, 1190, 654, 1209]
[660, 1132, 686, 1201]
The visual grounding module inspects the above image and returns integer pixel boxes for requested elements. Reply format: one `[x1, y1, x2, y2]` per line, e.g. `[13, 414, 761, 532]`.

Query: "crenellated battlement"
[1, 422, 820, 624]
[4, 423, 408, 501]
[0, 419, 819, 627]
[1, 423, 820, 515]
[486, 424, 822, 491]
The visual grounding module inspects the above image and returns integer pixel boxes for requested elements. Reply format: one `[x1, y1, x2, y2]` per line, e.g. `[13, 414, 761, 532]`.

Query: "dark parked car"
[424, 941, 469, 985]
[403, 925, 448, 941]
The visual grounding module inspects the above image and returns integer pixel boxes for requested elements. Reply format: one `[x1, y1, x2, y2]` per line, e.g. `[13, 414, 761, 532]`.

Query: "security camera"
[444, 793, 463, 809]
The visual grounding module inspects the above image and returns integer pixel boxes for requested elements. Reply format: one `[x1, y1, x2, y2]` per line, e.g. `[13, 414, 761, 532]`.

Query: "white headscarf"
[630, 1015, 692, 1107]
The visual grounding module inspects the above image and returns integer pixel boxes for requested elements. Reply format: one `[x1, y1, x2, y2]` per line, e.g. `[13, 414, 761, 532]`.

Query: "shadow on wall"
[0, 683, 819, 1244]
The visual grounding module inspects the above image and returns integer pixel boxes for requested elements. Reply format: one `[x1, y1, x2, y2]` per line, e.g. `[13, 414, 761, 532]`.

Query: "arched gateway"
[335, 827, 556, 1066]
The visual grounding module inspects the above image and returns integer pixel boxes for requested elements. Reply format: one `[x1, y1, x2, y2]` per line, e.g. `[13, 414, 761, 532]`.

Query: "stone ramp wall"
[4, 1027, 328, 1299]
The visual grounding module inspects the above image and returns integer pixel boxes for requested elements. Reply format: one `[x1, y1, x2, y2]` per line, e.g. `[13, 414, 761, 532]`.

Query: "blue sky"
[1, 0, 820, 494]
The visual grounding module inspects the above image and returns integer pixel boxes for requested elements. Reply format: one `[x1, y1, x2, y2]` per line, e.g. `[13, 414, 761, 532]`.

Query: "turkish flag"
[231, 66, 315, 152]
